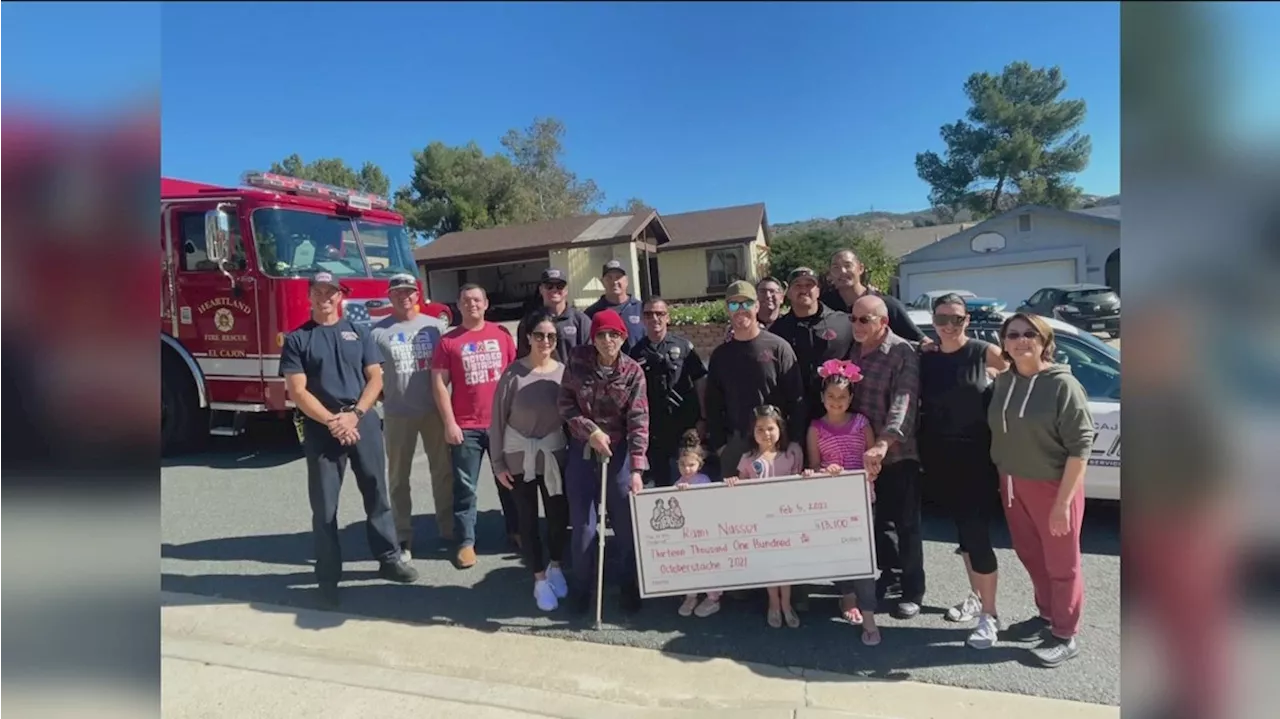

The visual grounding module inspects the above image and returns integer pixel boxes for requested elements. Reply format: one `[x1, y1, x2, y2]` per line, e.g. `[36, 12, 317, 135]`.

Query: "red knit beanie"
[590, 309, 627, 338]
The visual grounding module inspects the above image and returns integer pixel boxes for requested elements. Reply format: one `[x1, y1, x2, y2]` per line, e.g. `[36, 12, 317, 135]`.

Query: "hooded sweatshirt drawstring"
[999, 372, 1039, 507]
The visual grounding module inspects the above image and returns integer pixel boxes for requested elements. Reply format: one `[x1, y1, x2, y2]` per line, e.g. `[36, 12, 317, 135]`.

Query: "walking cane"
[594, 449, 609, 631]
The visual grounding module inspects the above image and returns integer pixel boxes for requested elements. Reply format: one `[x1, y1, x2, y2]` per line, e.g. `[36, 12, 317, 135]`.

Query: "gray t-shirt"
[371, 313, 446, 417]
[490, 360, 567, 476]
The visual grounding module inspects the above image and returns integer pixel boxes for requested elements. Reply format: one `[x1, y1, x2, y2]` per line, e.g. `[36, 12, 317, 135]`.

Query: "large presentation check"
[629, 472, 877, 598]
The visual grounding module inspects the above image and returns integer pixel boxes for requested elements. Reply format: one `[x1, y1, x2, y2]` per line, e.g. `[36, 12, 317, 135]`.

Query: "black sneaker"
[378, 560, 419, 584]
[318, 584, 341, 609]
[1030, 635, 1079, 667]
[1003, 615, 1051, 642]
[619, 585, 642, 615]
[568, 592, 591, 616]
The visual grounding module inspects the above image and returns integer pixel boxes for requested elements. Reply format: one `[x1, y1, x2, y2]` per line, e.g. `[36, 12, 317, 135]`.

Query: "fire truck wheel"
[162, 352, 206, 456]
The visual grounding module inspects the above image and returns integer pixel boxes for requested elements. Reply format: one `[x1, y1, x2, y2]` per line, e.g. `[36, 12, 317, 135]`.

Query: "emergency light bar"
[242, 171, 392, 211]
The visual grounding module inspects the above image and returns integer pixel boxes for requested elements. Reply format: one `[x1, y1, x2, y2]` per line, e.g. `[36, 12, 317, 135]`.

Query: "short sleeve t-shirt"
[737, 442, 806, 479]
[279, 318, 378, 417]
[431, 323, 516, 430]
[918, 340, 996, 442]
[372, 313, 446, 417]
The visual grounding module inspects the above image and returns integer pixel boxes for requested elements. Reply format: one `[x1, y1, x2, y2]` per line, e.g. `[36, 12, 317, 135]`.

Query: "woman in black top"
[918, 293, 1008, 649]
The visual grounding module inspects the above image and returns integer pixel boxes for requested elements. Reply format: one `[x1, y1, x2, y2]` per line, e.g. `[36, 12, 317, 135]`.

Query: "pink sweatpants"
[999, 473, 1085, 639]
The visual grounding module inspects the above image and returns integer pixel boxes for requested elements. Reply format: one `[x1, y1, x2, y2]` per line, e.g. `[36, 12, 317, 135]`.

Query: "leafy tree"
[915, 61, 1091, 218]
[763, 226, 896, 292]
[500, 117, 605, 220]
[393, 141, 532, 239]
[265, 154, 391, 197]
[607, 197, 650, 214]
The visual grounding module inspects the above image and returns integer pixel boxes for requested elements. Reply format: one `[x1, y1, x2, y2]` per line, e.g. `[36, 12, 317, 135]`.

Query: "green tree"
[265, 154, 391, 197]
[763, 226, 896, 292]
[393, 141, 533, 239]
[500, 117, 605, 220]
[607, 197, 650, 214]
[915, 61, 1091, 218]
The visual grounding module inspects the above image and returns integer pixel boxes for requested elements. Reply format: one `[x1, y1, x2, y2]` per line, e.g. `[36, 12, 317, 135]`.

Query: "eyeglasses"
[531, 331, 557, 343]
[933, 314, 967, 327]
[1004, 330, 1040, 341]
[596, 330, 624, 341]
[727, 300, 757, 312]
[642, 310, 668, 318]
[852, 314, 883, 325]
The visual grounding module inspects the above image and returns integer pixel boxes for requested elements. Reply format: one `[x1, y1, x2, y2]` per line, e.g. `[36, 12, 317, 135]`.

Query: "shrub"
[668, 301, 727, 326]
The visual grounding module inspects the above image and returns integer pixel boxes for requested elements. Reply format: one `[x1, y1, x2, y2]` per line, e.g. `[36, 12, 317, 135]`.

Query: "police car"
[909, 309, 1121, 502]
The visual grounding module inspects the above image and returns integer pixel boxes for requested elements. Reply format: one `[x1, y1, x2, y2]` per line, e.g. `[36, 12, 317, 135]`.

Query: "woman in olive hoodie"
[988, 312, 1094, 669]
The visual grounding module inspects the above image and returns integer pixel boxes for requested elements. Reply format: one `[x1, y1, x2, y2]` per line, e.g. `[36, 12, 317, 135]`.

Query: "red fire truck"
[161, 172, 451, 455]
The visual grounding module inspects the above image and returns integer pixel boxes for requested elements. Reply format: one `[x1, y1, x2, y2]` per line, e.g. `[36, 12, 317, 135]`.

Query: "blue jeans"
[450, 428, 518, 548]
[565, 439, 637, 597]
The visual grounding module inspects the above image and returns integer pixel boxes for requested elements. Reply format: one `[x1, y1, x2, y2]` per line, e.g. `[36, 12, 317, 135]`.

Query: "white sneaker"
[545, 565, 569, 599]
[534, 580, 559, 612]
[945, 593, 981, 623]
[400, 549, 413, 562]
[967, 613, 1000, 650]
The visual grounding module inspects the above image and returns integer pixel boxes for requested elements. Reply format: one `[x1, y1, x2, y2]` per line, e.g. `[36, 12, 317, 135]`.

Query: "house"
[894, 205, 1121, 308]
[879, 221, 978, 258]
[414, 211, 672, 313]
[655, 203, 771, 301]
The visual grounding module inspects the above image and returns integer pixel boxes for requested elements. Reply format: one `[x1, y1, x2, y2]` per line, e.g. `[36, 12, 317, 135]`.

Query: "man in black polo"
[280, 272, 419, 607]
[517, 267, 592, 363]
[769, 266, 855, 422]
[629, 296, 708, 487]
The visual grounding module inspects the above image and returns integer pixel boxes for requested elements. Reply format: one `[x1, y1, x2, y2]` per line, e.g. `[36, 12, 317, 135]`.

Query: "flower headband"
[817, 359, 863, 382]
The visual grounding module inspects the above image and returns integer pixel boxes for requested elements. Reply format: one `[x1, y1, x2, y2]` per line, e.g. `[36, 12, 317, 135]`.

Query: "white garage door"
[904, 259, 1077, 308]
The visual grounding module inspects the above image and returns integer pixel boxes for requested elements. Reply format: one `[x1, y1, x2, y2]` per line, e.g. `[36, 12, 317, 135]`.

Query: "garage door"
[904, 259, 1077, 308]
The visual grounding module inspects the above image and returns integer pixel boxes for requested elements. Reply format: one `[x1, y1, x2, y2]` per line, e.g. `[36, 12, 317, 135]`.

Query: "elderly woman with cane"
[557, 309, 650, 619]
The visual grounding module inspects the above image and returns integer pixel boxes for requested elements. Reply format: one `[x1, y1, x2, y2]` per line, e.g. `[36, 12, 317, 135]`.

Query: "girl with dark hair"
[724, 405, 808, 628]
[672, 430, 720, 617]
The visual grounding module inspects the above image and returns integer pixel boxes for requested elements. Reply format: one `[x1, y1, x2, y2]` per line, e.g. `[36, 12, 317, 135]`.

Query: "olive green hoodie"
[987, 364, 1095, 482]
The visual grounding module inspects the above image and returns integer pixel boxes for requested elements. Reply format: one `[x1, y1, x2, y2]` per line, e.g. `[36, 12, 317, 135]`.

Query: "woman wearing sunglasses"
[918, 294, 1008, 649]
[491, 309, 570, 611]
[988, 312, 1095, 668]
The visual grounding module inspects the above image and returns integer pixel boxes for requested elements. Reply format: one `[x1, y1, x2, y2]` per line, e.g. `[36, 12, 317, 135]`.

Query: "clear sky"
[12, 2, 1127, 224]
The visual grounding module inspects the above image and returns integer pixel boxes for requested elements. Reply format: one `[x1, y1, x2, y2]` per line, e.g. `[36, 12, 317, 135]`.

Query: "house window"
[705, 246, 745, 291]
[1018, 213, 1032, 232]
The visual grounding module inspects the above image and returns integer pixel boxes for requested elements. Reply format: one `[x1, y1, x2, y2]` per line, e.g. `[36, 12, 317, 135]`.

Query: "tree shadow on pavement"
[918, 500, 1120, 557]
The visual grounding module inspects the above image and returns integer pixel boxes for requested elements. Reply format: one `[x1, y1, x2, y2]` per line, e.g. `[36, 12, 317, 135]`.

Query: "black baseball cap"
[387, 273, 418, 292]
[540, 268, 567, 284]
[788, 266, 819, 283]
[601, 259, 626, 276]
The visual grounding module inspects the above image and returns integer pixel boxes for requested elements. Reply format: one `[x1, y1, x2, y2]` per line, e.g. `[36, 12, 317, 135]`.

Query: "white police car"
[910, 309, 1121, 501]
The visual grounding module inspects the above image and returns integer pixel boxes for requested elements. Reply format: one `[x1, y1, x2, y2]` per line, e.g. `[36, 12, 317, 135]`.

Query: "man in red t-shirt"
[431, 284, 518, 569]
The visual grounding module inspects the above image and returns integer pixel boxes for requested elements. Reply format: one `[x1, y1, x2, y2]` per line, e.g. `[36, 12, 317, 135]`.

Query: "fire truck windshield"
[250, 208, 417, 279]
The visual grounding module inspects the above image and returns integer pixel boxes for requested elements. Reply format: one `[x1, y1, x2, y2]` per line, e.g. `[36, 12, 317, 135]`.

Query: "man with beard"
[723, 276, 786, 343]
[629, 296, 708, 487]
[768, 267, 855, 422]
[821, 249, 928, 346]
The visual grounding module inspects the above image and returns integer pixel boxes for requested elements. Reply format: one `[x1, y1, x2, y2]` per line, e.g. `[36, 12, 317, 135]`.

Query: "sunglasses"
[542, 283, 567, 291]
[1004, 330, 1040, 341]
[727, 300, 757, 312]
[595, 330, 624, 340]
[933, 314, 967, 327]
[530, 331, 557, 343]
[852, 314, 883, 325]
[642, 310, 668, 318]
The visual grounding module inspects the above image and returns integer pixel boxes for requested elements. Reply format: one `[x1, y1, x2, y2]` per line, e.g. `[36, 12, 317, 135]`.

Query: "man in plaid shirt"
[847, 294, 925, 620]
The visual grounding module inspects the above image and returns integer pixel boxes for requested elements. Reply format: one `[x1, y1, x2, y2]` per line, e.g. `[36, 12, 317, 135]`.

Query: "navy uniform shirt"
[628, 332, 707, 441]
[585, 295, 646, 351]
[279, 317, 378, 424]
[516, 306, 593, 363]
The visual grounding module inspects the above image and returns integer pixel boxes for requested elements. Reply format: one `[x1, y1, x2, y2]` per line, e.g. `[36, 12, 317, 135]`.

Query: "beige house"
[655, 203, 771, 301]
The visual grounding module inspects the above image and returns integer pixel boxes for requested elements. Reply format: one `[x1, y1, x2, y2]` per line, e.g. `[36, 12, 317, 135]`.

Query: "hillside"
[772, 193, 1120, 238]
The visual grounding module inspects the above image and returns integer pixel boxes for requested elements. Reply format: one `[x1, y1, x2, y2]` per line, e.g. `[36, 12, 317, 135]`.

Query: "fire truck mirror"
[204, 208, 232, 263]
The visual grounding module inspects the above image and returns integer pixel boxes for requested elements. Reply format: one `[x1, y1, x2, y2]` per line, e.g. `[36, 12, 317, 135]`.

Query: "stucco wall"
[551, 242, 644, 310]
[656, 240, 760, 302]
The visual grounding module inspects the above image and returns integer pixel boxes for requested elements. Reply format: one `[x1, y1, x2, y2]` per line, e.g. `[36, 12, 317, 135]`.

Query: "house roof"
[415, 210, 672, 266]
[658, 203, 769, 250]
[897, 204, 1121, 264]
[879, 222, 977, 258]
[1073, 205, 1121, 221]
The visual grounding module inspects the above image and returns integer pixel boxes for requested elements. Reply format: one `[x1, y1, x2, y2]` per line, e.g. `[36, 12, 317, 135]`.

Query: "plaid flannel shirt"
[557, 345, 650, 470]
[847, 330, 920, 464]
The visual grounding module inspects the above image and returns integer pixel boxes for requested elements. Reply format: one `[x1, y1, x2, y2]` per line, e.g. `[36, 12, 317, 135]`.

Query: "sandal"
[784, 608, 801, 628]
[841, 605, 863, 625]
[862, 627, 882, 646]
[767, 608, 783, 629]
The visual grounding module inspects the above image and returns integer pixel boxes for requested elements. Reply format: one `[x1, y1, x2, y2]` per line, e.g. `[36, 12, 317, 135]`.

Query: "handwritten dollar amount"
[777, 502, 829, 516]
[813, 518, 853, 531]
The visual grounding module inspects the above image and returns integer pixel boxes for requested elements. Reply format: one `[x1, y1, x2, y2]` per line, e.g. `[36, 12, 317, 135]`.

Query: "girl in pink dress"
[724, 405, 809, 629]
[805, 359, 882, 646]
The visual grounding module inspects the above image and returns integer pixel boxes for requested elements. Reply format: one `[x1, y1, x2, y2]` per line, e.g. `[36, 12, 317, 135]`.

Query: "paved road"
[162, 423, 1120, 706]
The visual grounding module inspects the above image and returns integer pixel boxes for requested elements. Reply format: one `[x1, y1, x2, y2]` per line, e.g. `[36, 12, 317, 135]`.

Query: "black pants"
[873, 459, 926, 604]
[303, 413, 399, 587]
[511, 474, 570, 572]
[920, 436, 999, 575]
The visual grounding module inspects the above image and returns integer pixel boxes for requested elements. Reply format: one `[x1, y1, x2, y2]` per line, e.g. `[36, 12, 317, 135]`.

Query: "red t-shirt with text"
[430, 323, 516, 430]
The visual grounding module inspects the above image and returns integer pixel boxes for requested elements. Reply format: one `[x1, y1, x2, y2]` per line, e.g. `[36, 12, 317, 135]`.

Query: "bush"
[668, 301, 727, 326]
[764, 227, 897, 292]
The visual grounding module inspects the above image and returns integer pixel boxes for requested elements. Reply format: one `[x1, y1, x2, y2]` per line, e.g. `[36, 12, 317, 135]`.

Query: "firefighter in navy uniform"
[628, 296, 708, 487]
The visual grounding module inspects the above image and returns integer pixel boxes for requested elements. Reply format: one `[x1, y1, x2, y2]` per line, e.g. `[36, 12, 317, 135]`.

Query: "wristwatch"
[340, 404, 365, 419]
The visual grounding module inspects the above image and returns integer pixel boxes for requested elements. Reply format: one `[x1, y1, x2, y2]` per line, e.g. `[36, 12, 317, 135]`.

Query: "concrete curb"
[161, 591, 1118, 719]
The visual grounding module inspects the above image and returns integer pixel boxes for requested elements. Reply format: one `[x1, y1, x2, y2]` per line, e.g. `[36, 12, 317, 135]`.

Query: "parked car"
[963, 296, 1007, 314]
[1017, 283, 1121, 338]
[909, 308, 1120, 502]
[908, 289, 975, 310]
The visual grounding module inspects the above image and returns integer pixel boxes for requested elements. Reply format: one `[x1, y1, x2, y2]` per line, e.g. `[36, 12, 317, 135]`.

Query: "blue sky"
[11, 2, 1127, 223]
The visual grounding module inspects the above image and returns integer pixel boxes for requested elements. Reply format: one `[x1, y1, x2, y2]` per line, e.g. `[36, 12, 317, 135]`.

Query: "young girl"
[724, 405, 808, 629]
[806, 359, 882, 646]
[672, 430, 721, 617]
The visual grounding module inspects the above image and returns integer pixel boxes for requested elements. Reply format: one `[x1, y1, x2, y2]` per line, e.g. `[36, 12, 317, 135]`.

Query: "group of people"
[280, 247, 1096, 670]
